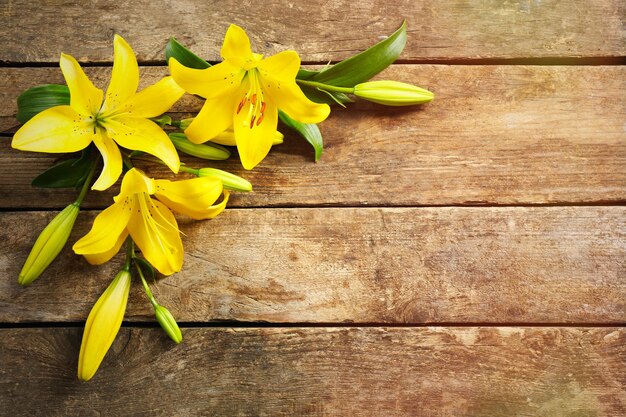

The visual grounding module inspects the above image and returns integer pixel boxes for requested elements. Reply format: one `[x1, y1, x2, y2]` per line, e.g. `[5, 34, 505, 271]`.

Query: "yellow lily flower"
[73, 168, 228, 275]
[78, 269, 131, 381]
[12, 35, 184, 191]
[169, 24, 330, 170]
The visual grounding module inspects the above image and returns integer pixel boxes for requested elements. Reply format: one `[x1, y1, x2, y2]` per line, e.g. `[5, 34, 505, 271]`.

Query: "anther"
[236, 97, 246, 114]
[251, 94, 257, 105]
[260, 101, 266, 112]
[256, 113, 264, 126]
[249, 115, 256, 129]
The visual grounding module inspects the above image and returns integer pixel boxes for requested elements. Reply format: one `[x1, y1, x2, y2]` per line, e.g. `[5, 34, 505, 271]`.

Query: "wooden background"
[1, 1, 625, 416]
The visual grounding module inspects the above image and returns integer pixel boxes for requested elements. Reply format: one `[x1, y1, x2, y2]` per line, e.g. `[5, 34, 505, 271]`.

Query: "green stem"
[296, 79, 354, 94]
[123, 238, 133, 272]
[134, 261, 157, 306]
[179, 165, 199, 176]
[73, 154, 100, 206]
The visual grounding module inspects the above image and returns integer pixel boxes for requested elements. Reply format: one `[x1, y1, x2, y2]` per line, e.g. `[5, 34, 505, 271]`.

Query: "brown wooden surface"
[1, 1, 625, 415]
[1, 207, 624, 324]
[0, 327, 624, 416]
[1, 65, 625, 209]
[1, 0, 624, 63]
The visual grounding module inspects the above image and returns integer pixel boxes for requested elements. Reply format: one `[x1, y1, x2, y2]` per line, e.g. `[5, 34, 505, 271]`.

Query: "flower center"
[236, 69, 266, 129]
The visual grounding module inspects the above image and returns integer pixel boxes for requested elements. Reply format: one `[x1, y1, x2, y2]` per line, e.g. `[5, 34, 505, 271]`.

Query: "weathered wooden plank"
[1, 0, 624, 63]
[1, 207, 624, 324]
[1, 65, 625, 208]
[0, 327, 624, 416]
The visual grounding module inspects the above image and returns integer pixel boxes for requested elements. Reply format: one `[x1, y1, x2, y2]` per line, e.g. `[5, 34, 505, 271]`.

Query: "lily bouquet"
[13, 22, 433, 380]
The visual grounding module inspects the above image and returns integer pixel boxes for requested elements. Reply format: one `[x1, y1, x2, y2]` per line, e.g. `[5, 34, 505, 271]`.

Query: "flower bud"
[18, 203, 79, 286]
[78, 269, 131, 381]
[154, 304, 183, 344]
[198, 167, 252, 192]
[178, 118, 194, 130]
[211, 129, 284, 147]
[353, 80, 434, 106]
[169, 133, 231, 160]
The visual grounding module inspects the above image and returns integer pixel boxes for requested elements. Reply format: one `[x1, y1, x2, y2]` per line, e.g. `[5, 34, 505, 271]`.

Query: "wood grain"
[1, 65, 625, 208]
[2, 207, 624, 324]
[0, 327, 624, 416]
[1, 0, 624, 63]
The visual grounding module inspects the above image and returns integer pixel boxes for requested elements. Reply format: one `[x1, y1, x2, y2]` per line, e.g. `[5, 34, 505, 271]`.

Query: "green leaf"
[165, 37, 211, 69]
[32, 148, 93, 188]
[309, 21, 407, 87]
[278, 110, 323, 162]
[296, 68, 319, 80]
[17, 84, 70, 123]
[299, 85, 352, 106]
[134, 257, 156, 282]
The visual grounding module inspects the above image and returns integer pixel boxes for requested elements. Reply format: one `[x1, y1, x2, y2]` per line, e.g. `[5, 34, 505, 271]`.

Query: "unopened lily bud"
[154, 304, 183, 344]
[78, 269, 131, 382]
[178, 118, 194, 130]
[211, 129, 284, 147]
[169, 133, 231, 160]
[198, 167, 252, 192]
[150, 115, 172, 127]
[353, 80, 434, 106]
[18, 203, 79, 286]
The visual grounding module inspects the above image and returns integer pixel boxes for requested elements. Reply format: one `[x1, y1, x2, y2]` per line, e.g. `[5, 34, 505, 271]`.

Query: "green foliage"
[32, 149, 94, 189]
[165, 37, 211, 69]
[278, 111, 323, 162]
[17, 84, 70, 123]
[300, 21, 407, 87]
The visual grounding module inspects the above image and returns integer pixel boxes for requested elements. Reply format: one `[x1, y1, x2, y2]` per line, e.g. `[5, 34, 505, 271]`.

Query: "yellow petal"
[233, 81, 278, 170]
[258, 50, 300, 81]
[184, 93, 238, 144]
[78, 269, 131, 381]
[154, 177, 224, 220]
[101, 35, 139, 113]
[91, 129, 123, 191]
[73, 198, 133, 257]
[169, 58, 243, 99]
[127, 196, 183, 276]
[103, 117, 180, 174]
[12, 105, 93, 153]
[196, 190, 229, 219]
[120, 76, 185, 118]
[116, 168, 155, 201]
[221, 24, 253, 64]
[260, 52, 330, 124]
[59, 53, 103, 116]
[82, 231, 128, 265]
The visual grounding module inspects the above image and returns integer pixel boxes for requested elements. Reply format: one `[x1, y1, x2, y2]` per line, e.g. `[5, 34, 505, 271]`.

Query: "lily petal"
[233, 83, 278, 170]
[12, 105, 94, 153]
[185, 94, 239, 144]
[91, 129, 123, 191]
[169, 58, 243, 100]
[127, 196, 183, 276]
[258, 50, 300, 81]
[104, 117, 180, 173]
[260, 51, 330, 124]
[116, 168, 155, 201]
[264, 79, 330, 124]
[82, 230, 128, 265]
[120, 76, 185, 118]
[59, 53, 104, 116]
[101, 35, 139, 113]
[73, 197, 133, 257]
[154, 177, 224, 220]
[221, 24, 254, 64]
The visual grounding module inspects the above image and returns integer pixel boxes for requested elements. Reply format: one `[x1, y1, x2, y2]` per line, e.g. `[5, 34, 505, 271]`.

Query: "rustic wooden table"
[1, 1, 625, 416]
